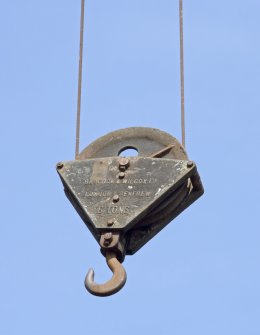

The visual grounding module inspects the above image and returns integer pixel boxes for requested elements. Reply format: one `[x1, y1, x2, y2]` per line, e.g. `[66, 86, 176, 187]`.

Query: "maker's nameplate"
[58, 157, 193, 231]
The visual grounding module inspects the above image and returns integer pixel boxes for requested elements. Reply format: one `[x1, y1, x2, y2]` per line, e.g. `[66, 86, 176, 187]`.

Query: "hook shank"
[85, 251, 127, 297]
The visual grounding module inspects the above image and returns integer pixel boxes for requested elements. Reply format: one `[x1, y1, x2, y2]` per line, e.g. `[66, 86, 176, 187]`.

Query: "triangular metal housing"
[57, 157, 195, 234]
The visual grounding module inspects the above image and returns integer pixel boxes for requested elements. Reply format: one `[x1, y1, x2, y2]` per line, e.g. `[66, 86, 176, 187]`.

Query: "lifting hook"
[85, 251, 127, 297]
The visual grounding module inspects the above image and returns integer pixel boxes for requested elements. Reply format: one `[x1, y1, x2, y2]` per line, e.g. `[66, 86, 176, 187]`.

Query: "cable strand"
[75, 0, 85, 159]
[179, 0, 186, 148]
[75, 1, 186, 153]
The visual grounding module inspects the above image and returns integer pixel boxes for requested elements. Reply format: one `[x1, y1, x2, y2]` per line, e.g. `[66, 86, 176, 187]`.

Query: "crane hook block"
[56, 127, 204, 296]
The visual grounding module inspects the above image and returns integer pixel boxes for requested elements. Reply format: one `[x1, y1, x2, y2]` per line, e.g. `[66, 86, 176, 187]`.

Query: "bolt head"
[56, 162, 64, 170]
[119, 157, 130, 171]
[187, 161, 194, 168]
[119, 172, 125, 179]
[112, 195, 120, 203]
[107, 219, 114, 227]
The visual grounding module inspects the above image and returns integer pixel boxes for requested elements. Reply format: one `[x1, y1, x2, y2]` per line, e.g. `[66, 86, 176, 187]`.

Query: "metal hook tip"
[85, 268, 94, 287]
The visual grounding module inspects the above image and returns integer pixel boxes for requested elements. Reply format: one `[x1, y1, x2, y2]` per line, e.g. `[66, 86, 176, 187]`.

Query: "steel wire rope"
[75, 0, 85, 159]
[75, 0, 186, 155]
[179, 0, 186, 147]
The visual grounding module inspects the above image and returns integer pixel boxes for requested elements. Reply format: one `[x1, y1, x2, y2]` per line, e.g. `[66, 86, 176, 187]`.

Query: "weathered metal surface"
[57, 157, 193, 229]
[57, 127, 204, 256]
[126, 170, 204, 254]
[78, 127, 188, 160]
[57, 155, 203, 254]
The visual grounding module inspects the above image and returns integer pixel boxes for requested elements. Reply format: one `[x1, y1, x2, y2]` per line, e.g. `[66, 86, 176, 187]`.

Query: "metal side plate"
[57, 157, 196, 234]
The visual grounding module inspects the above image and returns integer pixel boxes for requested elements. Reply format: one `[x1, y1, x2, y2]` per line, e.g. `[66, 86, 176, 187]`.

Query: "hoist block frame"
[57, 127, 204, 257]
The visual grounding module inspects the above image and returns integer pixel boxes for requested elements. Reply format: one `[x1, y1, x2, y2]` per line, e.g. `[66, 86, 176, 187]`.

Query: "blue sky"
[1, 1, 259, 334]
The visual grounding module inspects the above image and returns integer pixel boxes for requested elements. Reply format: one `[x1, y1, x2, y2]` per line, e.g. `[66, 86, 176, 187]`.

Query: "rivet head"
[187, 161, 194, 168]
[119, 172, 125, 179]
[56, 162, 64, 170]
[119, 157, 130, 171]
[112, 195, 120, 203]
[107, 219, 114, 227]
